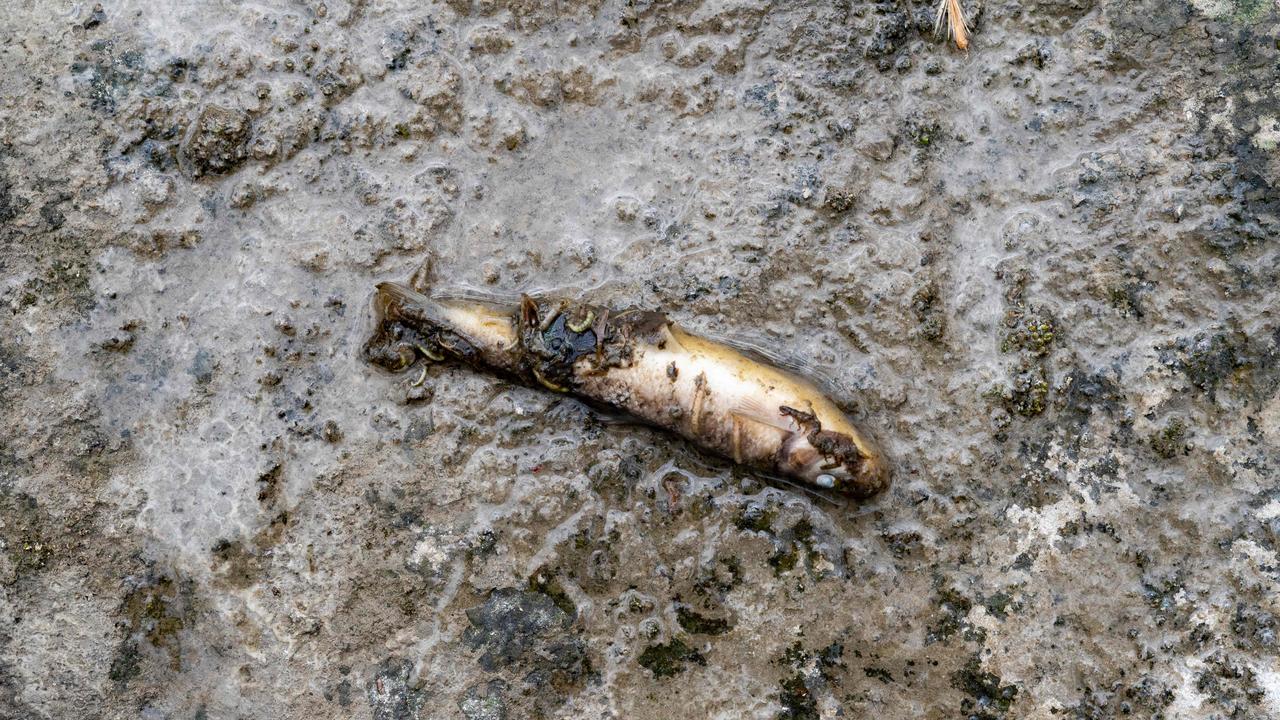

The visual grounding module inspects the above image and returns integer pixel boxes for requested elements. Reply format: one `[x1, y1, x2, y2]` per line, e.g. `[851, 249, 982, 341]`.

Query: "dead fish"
[363, 282, 890, 498]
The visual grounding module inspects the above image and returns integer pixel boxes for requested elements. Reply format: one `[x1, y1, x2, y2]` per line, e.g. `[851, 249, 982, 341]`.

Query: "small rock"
[99, 323, 138, 353]
[468, 26, 513, 55]
[459, 680, 508, 720]
[855, 125, 895, 161]
[137, 172, 174, 206]
[614, 196, 640, 222]
[822, 186, 857, 215]
[463, 588, 572, 671]
[180, 104, 251, 178]
[569, 238, 596, 269]
[404, 383, 434, 405]
[321, 420, 343, 443]
[83, 3, 106, 29]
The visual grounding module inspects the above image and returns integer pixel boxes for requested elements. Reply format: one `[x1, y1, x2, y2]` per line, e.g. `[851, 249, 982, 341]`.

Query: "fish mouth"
[849, 452, 891, 498]
[843, 425, 892, 498]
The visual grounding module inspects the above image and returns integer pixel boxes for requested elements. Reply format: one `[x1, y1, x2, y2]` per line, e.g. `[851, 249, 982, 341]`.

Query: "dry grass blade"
[934, 0, 971, 50]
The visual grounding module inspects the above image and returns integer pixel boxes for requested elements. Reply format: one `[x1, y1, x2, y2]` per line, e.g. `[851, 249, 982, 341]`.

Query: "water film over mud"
[1, 0, 1278, 717]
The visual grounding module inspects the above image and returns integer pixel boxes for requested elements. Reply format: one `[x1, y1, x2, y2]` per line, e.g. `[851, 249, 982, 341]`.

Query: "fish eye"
[815, 473, 836, 488]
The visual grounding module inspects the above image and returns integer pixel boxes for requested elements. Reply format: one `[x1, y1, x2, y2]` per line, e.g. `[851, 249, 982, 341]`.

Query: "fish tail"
[364, 281, 430, 372]
[373, 280, 521, 372]
[374, 281, 443, 325]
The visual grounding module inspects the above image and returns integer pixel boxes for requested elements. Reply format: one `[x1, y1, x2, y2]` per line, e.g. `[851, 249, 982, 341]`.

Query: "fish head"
[842, 446, 891, 498]
[779, 426, 890, 498]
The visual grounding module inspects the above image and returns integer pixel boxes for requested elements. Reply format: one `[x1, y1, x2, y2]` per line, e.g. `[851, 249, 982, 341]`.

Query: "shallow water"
[2, 0, 1279, 717]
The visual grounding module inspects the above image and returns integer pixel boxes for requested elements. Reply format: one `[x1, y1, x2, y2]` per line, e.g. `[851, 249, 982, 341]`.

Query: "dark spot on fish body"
[617, 309, 670, 346]
[540, 314, 598, 364]
[811, 430, 859, 466]
[433, 329, 480, 363]
[666, 362, 678, 380]
[518, 300, 671, 394]
[519, 302, 604, 391]
[689, 372, 710, 435]
[365, 315, 486, 377]
[778, 405, 818, 432]
[776, 405, 880, 495]
[362, 321, 417, 372]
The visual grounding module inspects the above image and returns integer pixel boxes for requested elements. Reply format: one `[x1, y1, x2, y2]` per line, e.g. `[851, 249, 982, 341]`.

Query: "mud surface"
[2, 0, 1279, 717]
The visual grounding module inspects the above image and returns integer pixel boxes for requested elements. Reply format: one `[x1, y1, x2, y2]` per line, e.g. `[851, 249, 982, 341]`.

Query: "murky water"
[2, 0, 1278, 717]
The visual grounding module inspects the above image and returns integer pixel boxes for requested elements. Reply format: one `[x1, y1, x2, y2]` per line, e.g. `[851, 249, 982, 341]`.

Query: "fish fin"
[374, 281, 430, 323]
[520, 294, 539, 328]
[591, 408, 644, 428]
[375, 282, 488, 349]
[680, 372, 703, 436]
[731, 414, 743, 464]
[757, 472, 845, 507]
[559, 397, 644, 428]
[593, 307, 610, 359]
[730, 397, 794, 434]
[408, 255, 434, 294]
[693, 328, 850, 400]
[376, 280, 431, 305]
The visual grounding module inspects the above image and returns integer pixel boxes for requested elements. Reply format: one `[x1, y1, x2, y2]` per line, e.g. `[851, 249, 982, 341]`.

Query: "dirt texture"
[1, 0, 1278, 717]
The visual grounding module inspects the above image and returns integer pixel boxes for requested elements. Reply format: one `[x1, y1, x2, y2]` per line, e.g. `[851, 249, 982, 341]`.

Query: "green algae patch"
[773, 642, 845, 720]
[777, 673, 818, 720]
[927, 586, 987, 645]
[1191, 0, 1274, 24]
[675, 605, 732, 636]
[109, 575, 196, 688]
[982, 590, 1019, 620]
[1001, 306, 1056, 357]
[952, 656, 1019, 717]
[735, 503, 777, 533]
[0, 492, 52, 584]
[637, 638, 705, 678]
[1150, 418, 1188, 459]
[528, 567, 578, 617]
[986, 365, 1050, 419]
[769, 545, 800, 574]
[1169, 331, 1249, 395]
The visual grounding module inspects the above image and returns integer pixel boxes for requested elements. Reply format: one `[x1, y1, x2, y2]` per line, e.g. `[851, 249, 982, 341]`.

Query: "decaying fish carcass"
[364, 282, 889, 498]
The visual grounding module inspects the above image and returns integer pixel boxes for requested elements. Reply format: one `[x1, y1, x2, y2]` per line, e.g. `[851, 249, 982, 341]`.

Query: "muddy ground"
[2, 0, 1278, 717]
